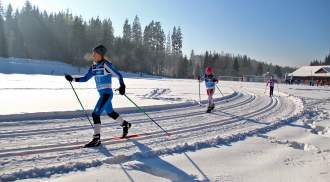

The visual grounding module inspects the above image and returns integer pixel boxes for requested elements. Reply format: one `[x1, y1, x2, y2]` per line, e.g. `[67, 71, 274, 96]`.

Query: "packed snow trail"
[0, 86, 303, 181]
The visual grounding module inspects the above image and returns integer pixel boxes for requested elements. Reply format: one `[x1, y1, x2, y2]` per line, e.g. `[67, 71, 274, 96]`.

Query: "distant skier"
[266, 76, 277, 97]
[199, 66, 218, 113]
[65, 45, 131, 147]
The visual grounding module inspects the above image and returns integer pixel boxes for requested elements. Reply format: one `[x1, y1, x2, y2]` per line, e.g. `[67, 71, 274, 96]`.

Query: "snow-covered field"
[0, 73, 229, 116]
[0, 72, 330, 181]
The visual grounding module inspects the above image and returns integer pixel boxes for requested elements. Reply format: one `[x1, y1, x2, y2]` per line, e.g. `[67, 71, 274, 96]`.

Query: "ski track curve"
[0, 86, 304, 181]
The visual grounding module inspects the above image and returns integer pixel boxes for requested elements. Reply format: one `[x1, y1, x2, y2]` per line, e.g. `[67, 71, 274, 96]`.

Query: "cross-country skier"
[266, 76, 277, 97]
[65, 45, 131, 147]
[199, 66, 218, 113]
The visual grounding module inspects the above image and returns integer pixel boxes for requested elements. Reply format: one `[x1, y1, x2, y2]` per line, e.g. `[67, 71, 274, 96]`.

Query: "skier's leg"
[85, 94, 112, 147]
[207, 90, 212, 107]
[107, 107, 124, 125]
[210, 89, 215, 109]
[106, 96, 131, 138]
[211, 89, 215, 104]
[105, 94, 125, 125]
[92, 113, 101, 135]
[107, 110, 125, 125]
[270, 86, 274, 97]
[92, 93, 112, 135]
[206, 89, 212, 113]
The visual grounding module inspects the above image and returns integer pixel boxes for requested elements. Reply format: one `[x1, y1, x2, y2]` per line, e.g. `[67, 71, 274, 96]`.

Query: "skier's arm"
[213, 76, 219, 83]
[75, 67, 93, 82]
[104, 61, 125, 86]
[198, 75, 205, 82]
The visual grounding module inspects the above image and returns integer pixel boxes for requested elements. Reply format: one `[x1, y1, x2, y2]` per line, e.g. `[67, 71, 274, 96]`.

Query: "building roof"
[289, 65, 330, 78]
[315, 67, 330, 73]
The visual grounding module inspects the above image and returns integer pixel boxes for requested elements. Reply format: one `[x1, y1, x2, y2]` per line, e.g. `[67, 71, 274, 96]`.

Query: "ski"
[82, 134, 141, 148]
[113, 134, 141, 140]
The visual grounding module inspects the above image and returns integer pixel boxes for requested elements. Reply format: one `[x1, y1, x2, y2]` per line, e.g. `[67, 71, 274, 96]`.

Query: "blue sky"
[2, 0, 330, 67]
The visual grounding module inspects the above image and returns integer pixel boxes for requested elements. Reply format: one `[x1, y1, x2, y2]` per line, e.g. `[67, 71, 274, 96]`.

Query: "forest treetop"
[0, 0, 298, 78]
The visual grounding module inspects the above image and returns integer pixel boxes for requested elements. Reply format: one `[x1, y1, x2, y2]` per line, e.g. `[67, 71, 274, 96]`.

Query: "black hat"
[93, 45, 107, 56]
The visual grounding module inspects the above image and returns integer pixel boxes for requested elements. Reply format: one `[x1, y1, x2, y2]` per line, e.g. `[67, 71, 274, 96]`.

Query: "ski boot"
[210, 103, 215, 111]
[206, 104, 215, 113]
[206, 106, 212, 113]
[84, 134, 101, 148]
[121, 120, 132, 138]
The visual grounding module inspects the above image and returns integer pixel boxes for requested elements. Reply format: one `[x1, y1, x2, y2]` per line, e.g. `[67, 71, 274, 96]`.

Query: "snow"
[0, 59, 330, 182]
[0, 73, 235, 117]
[0, 57, 87, 75]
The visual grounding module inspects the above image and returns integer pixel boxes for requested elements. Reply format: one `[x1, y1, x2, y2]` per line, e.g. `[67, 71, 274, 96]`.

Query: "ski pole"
[215, 84, 228, 102]
[198, 77, 202, 106]
[67, 80, 94, 129]
[119, 92, 171, 137]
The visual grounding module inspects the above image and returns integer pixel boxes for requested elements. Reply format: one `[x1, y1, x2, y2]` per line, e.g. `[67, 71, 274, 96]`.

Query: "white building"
[288, 65, 330, 85]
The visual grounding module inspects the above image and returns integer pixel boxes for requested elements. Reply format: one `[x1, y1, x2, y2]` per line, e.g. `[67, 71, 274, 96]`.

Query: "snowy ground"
[0, 73, 232, 116]
[0, 74, 329, 182]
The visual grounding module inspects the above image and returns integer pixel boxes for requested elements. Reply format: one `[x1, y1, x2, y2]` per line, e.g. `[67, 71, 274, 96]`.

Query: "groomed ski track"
[0, 86, 304, 181]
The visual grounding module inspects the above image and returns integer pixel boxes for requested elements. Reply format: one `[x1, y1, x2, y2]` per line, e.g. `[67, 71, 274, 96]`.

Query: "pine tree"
[190, 49, 201, 77]
[154, 22, 165, 51]
[274, 65, 282, 78]
[4, 4, 13, 56]
[177, 56, 188, 78]
[71, 16, 86, 66]
[324, 53, 330, 65]
[0, 0, 8, 57]
[165, 31, 171, 55]
[232, 58, 239, 76]
[132, 15, 142, 45]
[143, 21, 152, 49]
[0, 0, 3, 16]
[171, 26, 176, 54]
[195, 63, 201, 78]
[310, 59, 321, 66]
[101, 19, 114, 54]
[23, 0, 32, 14]
[257, 62, 264, 75]
[5, 3, 12, 21]
[154, 22, 165, 75]
[123, 19, 131, 42]
[171, 26, 183, 55]
[203, 51, 210, 69]
[88, 17, 103, 46]
[176, 27, 183, 55]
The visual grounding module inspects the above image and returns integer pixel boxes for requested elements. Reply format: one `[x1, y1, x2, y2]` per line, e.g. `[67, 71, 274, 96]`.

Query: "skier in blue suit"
[198, 66, 218, 113]
[65, 45, 131, 147]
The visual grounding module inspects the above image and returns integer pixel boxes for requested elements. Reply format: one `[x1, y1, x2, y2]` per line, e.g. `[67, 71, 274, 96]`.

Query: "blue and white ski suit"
[74, 59, 124, 122]
[200, 74, 218, 107]
[204, 75, 216, 90]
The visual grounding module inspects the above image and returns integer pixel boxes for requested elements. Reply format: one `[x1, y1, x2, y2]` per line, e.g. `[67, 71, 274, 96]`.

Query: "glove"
[119, 84, 126, 95]
[213, 78, 218, 83]
[65, 74, 74, 82]
[197, 76, 202, 82]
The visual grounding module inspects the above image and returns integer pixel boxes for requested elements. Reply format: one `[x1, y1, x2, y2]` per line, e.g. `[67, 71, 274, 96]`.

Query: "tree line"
[0, 0, 293, 78]
[310, 53, 330, 66]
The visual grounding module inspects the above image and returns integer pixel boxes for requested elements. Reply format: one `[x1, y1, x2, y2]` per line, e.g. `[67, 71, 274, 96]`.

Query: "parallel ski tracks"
[0, 93, 280, 158]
